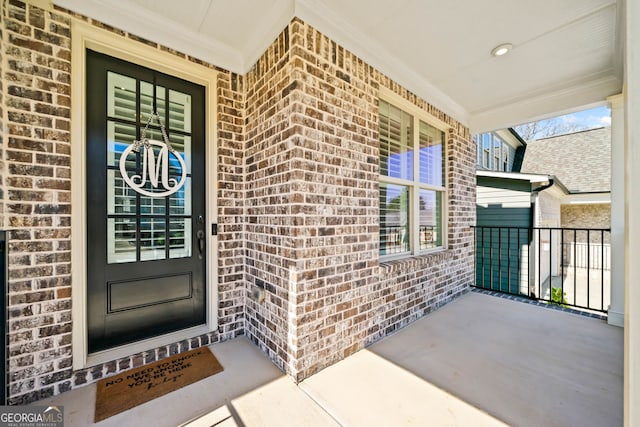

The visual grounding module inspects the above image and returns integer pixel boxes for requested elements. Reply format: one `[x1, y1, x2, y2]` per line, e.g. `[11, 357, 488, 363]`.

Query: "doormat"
[94, 347, 223, 422]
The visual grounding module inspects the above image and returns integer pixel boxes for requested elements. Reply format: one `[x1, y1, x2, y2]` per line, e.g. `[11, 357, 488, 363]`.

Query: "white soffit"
[53, 0, 623, 129]
[53, 0, 292, 73]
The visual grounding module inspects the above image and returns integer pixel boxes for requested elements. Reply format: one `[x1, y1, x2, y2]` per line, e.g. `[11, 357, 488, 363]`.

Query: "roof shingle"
[519, 127, 610, 193]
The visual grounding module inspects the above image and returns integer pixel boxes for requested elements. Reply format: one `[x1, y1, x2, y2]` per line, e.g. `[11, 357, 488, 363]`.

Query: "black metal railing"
[473, 226, 611, 313]
[0, 231, 6, 404]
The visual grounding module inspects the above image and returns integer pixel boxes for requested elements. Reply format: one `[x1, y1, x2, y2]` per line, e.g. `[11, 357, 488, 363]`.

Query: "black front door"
[86, 50, 207, 353]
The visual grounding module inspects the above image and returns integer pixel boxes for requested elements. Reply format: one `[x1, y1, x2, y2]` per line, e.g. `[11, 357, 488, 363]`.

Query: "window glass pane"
[169, 89, 191, 132]
[493, 135, 502, 171]
[502, 142, 509, 171]
[140, 218, 166, 261]
[482, 134, 491, 167]
[107, 72, 136, 121]
[419, 189, 443, 250]
[379, 100, 414, 180]
[107, 217, 136, 264]
[169, 218, 191, 258]
[418, 121, 444, 186]
[379, 183, 410, 255]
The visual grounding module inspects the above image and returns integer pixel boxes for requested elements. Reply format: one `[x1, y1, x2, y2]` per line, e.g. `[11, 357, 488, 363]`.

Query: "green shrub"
[550, 287, 568, 306]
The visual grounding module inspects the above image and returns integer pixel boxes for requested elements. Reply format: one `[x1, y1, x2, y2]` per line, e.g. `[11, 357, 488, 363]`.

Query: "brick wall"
[286, 22, 381, 379]
[292, 20, 473, 381]
[243, 24, 298, 374]
[243, 19, 474, 381]
[0, 0, 4, 228]
[1, 1, 475, 403]
[561, 203, 611, 229]
[2, 0, 73, 403]
[214, 70, 245, 339]
[561, 203, 611, 244]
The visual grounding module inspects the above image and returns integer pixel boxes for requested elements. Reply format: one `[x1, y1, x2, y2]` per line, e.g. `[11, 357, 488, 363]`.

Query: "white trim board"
[70, 20, 219, 370]
[563, 193, 611, 204]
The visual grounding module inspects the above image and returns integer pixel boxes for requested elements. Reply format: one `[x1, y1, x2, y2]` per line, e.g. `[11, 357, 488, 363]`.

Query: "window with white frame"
[503, 149, 509, 171]
[476, 132, 518, 172]
[482, 134, 490, 168]
[493, 136, 501, 170]
[379, 99, 446, 257]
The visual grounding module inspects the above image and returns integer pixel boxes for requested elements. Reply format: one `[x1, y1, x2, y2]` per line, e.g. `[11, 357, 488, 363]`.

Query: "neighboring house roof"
[519, 127, 610, 194]
[477, 170, 551, 184]
[476, 170, 569, 194]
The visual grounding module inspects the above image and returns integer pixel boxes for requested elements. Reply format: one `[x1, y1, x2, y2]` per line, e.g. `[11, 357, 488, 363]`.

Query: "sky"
[513, 105, 611, 140]
[557, 105, 611, 128]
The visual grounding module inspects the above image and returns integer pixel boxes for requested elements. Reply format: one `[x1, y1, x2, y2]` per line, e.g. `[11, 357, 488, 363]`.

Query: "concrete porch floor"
[41, 291, 623, 426]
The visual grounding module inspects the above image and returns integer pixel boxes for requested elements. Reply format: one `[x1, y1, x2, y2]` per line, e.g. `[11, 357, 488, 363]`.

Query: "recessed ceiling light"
[491, 43, 513, 57]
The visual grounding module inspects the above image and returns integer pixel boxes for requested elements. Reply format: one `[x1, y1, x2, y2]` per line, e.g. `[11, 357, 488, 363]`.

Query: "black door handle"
[196, 229, 205, 258]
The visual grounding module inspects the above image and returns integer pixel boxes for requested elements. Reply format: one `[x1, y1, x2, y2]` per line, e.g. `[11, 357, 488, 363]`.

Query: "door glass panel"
[107, 122, 136, 166]
[141, 81, 166, 121]
[169, 134, 192, 173]
[107, 170, 136, 215]
[145, 127, 163, 142]
[170, 218, 191, 258]
[170, 177, 191, 215]
[140, 218, 166, 261]
[105, 72, 194, 264]
[107, 217, 137, 264]
[169, 89, 191, 132]
[139, 192, 166, 215]
[107, 72, 137, 121]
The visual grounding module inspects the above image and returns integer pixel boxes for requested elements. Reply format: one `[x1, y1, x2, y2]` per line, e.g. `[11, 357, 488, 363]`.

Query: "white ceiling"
[54, 0, 624, 132]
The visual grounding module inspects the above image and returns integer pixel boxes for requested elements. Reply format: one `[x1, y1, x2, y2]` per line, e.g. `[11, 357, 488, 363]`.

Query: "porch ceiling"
[54, 0, 624, 132]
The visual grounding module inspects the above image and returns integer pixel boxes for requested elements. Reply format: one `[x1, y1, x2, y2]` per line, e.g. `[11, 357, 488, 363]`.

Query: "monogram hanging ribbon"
[119, 112, 187, 197]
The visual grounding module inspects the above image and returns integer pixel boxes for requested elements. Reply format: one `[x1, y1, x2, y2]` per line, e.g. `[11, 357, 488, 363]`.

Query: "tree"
[513, 118, 584, 141]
